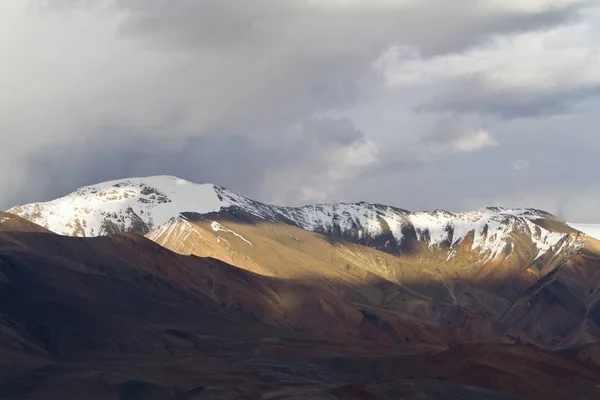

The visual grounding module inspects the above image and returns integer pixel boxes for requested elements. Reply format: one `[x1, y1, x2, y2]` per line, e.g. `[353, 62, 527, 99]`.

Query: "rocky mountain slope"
[7, 176, 590, 262]
[7, 176, 600, 350]
[2, 212, 600, 399]
[148, 211, 600, 348]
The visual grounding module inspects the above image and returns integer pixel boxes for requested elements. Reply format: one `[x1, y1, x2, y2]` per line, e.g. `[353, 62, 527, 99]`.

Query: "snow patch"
[8, 176, 223, 237]
[8, 175, 580, 265]
[211, 221, 253, 247]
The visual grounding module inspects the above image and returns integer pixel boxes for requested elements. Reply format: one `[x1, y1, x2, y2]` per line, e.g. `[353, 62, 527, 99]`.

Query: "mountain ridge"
[4, 179, 600, 398]
[2, 213, 600, 399]
[6, 175, 590, 264]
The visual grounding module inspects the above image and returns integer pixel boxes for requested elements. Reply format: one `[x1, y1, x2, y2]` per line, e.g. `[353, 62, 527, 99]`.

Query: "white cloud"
[265, 118, 379, 204]
[510, 159, 531, 170]
[448, 129, 498, 153]
[375, 20, 600, 93]
[420, 116, 498, 157]
[291, 137, 379, 203]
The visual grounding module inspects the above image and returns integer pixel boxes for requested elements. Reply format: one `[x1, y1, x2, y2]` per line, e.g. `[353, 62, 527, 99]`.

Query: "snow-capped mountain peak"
[7, 175, 588, 265]
[8, 176, 227, 236]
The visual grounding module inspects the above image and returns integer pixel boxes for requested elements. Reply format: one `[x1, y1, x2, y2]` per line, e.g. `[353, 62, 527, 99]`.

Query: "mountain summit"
[8, 176, 227, 236]
[6, 176, 590, 262]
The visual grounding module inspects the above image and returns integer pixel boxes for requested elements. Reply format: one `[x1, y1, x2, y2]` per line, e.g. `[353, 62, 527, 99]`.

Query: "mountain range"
[2, 175, 600, 399]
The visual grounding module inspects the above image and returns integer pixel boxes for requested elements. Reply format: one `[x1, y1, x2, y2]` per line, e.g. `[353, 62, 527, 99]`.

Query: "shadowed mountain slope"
[5, 176, 600, 398]
[146, 209, 600, 349]
[1, 214, 600, 399]
[9, 176, 600, 348]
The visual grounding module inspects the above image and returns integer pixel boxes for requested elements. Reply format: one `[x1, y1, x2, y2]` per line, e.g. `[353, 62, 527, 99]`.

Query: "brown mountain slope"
[1, 229, 455, 353]
[12, 177, 600, 348]
[0, 212, 52, 233]
[0, 213, 58, 382]
[1, 222, 600, 399]
[148, 214, 505, 341]
[0, 220, 466, 372]
[147, 212, 600, 348]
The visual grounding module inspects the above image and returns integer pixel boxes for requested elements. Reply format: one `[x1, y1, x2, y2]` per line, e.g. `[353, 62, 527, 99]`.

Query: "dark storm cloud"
[6, 116, 374, 208]
[8, 134, 277, 208]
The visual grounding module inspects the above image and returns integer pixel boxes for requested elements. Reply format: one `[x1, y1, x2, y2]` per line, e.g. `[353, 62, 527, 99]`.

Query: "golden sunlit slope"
[1, 219, 600, 399]
[13, 177, 600, 347]
[1, 215, 472, 368]
[146, 210, 600, 348]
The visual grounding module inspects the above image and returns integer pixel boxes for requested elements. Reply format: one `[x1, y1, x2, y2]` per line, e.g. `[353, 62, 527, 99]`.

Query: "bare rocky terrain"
[3, 176, 600, 398]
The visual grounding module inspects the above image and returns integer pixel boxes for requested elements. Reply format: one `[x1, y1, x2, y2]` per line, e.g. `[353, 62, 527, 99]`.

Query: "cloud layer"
[0, 0, 598, 221]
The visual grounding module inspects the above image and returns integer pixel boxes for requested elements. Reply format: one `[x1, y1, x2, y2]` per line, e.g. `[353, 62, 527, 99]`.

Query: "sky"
[1, 0, 599, 222]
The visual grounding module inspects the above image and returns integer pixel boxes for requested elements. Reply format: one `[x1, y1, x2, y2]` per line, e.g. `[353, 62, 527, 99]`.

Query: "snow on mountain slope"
[7, 176, 225, 236]
[270, 204, 576, 263]
[7, 176, 584, 264]
[568, 223, 600, 240]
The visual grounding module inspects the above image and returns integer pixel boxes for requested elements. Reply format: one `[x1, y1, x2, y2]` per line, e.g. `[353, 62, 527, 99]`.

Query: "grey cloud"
[421, 116, 494, 147]
[1, 1, 599, 221]
[395, 2, 587, 56]
[341, 124, 600, 221]
[113, 0, 591, 56]
[4, 116, 375, 209]
[339, 96, 600, 220]
[418, 76, 600, 118]
[361, 116, 497, 176]
[301, 117, 365, 147]
[3, 135, 285, 209]
[510, 159, 531, 171]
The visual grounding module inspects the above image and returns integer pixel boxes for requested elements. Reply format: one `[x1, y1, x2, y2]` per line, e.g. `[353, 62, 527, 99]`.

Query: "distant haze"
[1, 0, 599, 222]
